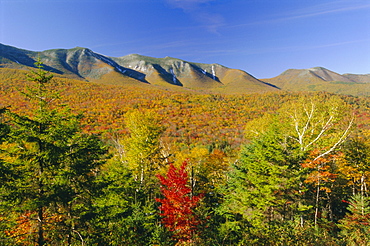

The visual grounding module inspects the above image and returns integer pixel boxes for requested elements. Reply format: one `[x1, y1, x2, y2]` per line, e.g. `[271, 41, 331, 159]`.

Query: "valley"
[1, 43, 370, 245]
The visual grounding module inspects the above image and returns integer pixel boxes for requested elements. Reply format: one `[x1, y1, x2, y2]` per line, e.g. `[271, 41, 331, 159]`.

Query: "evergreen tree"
[93, 156, 164, 245]
[0, 107, 12, 244]
[0, 60, 107, 245]
[219, 124, 303, 245]
[93, 109, 168, 245]
[0, 107, 10, 183]
[339, 194, 370, 245]
[219, 95, 354, 244]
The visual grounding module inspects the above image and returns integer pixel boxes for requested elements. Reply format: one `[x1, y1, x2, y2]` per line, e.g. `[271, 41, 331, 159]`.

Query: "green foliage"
[339, 133, 370, 197]
[0, 63, 369, 244]
[246, 94, 354, 154]
[218, 95, 356, 244]
[0, 107, 10, 180]
[339, 194, 370, 245]
[93, 151, 170, 245]
[91, 111, 169, 245]
[122, 109, 165, 186]
[221, 125, 302, 228]
[0, 61, 107, 245]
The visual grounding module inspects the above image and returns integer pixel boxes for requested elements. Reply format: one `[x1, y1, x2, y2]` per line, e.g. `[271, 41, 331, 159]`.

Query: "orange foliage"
[5, 210, 64, 245]
[301, 149, 342, 192]
[1, 67, 370, 151]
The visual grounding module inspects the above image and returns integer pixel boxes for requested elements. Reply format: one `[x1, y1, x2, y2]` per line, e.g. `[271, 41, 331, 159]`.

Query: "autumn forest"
[1, 63, 370, 245]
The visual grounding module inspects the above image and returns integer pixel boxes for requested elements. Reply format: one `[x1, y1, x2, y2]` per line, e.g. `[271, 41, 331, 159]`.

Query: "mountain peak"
[0, 44, 278, 93]
[5, 43, 368, 96]
[309, 66, 328, 71]
[263, 67, 370, 96]
[43, 46, 89, 53]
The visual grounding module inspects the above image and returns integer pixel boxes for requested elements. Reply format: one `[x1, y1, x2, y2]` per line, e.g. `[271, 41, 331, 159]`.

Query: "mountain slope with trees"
[0, 43, 278, 94]
[1, 51, 370, 245]
[2, 43, 369, 95]
[263, 67, 370, 96]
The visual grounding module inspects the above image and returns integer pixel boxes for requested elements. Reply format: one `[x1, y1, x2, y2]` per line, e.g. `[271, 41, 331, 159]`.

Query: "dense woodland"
[0, 63, 370, 245]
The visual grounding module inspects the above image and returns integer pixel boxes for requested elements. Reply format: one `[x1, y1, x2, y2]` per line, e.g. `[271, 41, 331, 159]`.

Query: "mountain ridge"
[262, 67, 370, 96]
[0, 43, 278, 93]
[1, 43, 369, 95]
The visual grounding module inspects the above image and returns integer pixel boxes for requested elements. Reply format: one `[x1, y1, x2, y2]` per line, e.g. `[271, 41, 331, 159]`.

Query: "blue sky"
[1, 0, 369, 78]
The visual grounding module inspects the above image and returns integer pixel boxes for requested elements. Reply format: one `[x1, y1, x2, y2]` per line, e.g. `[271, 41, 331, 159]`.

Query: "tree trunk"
[37, 207, 44, 246]
[361, 175, 365, 216]
[314, 178, 320, 226]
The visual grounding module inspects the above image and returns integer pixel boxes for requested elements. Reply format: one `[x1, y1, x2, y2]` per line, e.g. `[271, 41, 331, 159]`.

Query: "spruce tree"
[0, 107, 10, 183]
[339, 194, 370, 245]
[0, 60, 107, 245]
[221, 125, 301, 225]
[93, 109, 166, 245]
[219, 94, 354, 244]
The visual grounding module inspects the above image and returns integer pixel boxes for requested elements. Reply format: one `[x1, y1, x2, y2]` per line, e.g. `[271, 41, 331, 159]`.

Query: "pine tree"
[219, 94, 355, 244]
[339, 194, 370, 245]
[0, 107, 10, 183]
[0, 107, 12, 244]
[221, 125, 301, 228]
[0, 60, 107, 245]
[93, 156, 163, 245]
[92, 109, 169, 245]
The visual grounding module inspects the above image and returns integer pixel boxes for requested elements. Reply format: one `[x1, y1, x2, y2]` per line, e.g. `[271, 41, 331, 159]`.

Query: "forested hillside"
[0, 67, 298, 149]
[0, 43, 278, 94]
[1, 64, 370, 245]
[263, 67, 370, 96]
[4, 43, 369, 96]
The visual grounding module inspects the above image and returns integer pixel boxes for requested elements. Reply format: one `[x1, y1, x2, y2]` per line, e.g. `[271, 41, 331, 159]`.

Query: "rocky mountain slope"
[0, 43, 277, 94]
[1, 43, 369, 95]
[263, 67, 370, 96]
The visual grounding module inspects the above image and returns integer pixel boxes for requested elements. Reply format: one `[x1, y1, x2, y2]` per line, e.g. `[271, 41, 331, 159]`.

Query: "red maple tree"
[156, 161, 203, 243]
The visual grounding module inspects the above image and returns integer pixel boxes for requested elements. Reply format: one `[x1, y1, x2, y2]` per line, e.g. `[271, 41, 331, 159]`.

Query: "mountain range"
[1, 43, 369, 95]
[263, 67, 370, 96]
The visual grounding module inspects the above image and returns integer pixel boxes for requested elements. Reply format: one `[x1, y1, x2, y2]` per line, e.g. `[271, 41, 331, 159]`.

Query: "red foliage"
[156, 161, 203, 243]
